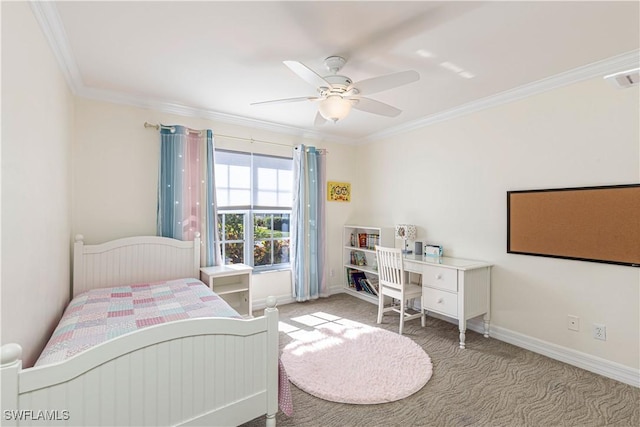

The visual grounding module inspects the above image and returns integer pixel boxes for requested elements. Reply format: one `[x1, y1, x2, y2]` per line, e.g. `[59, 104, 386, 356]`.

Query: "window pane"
[257, 167, 277, 190]
[254, 240, 272, 266]
[214, 150, 292, 271]
[216, 150, 251, 166]
[274, 214, 290, 238]
[224, 242, 244, 264]
[279, 193, 292, 207]
[219, 213, 244, 240]
[253, 153, 293, 208]
[215, 165, 229, 187]
[279, 170, 293, 191]
[229, 165, 250, 188]
[256, 191, 277, 207]
[274, 240, 290, 264]
[253, 155, 291, 171]
[215, 151, 251, 208]
[254, 214, 273, 239]
[229, 189, 250, 206]
[216, 190, 229, 206]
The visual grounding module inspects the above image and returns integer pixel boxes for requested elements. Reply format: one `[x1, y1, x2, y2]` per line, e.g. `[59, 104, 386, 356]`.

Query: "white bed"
[1, 233, 281, 426]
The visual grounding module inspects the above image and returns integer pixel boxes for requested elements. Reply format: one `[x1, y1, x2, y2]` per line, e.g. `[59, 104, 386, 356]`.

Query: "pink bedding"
[35, 278, 240, 366]
[34, 278, 293, 416]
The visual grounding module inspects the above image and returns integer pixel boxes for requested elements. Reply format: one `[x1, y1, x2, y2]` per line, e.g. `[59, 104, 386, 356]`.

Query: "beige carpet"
[242, 293, 640, 427]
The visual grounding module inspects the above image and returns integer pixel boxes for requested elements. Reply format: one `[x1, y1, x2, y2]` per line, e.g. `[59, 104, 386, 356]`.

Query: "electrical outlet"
[593, 323, 607, 341]
[330, 268, 335, 278]
[567, 315, 580, 331]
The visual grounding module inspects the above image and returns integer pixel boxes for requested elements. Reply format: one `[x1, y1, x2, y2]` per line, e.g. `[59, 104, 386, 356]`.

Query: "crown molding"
[364, 49, 640, 143]
[30, 0, 83, 94]
[32, 1, 639, 146]
[77, 85, 349, 144]
[29, 0, 350, 145]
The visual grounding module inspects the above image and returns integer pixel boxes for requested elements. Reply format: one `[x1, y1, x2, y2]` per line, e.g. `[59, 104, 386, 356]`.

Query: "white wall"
[4, 0, 636, 378]
[1, 2, 74, 367]
[354, 77, 639, 370]
[72, 98, 357, 304]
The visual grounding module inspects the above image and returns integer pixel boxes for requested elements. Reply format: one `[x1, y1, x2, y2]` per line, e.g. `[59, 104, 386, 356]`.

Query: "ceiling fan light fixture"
[318, 95, 352, 122]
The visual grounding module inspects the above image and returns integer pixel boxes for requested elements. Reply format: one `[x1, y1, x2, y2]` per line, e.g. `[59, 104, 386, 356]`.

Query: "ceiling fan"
[251, 56, 420, 125]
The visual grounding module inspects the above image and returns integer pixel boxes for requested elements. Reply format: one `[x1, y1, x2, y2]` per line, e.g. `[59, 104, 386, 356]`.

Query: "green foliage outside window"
[218, 212, 290, 267]
[254, 213, 290, 267]
[219, 213, 244, 264]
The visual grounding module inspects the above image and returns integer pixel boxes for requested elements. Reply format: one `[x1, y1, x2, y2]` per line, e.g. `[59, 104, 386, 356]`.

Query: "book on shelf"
[358, 233, 368, 248]
[368, 234, 380, 250]
[348, 270, 367, 291]
[345, 268, 357, 288]
[352, 250, 367, 266]
[357, 233, 381, 250]
[358, 278, 378, 296]
[365, 278, 379, 295]
[346, 267, 379, 296]
[358, 278, 371, 294]
[346, 268, 357, 288]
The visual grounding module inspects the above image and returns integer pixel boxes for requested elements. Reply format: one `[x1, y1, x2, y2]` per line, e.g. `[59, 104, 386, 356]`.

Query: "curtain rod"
[143, 122, 299, 149]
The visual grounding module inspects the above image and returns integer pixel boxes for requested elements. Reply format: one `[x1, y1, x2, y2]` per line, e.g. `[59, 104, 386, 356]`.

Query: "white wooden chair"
[375, 245, 425, 335]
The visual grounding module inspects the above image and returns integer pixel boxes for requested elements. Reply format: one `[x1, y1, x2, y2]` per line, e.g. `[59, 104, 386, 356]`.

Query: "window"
[215, 150, 292, 271]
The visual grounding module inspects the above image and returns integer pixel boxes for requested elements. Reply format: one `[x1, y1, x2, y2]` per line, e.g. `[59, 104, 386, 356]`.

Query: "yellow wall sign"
[327, 181, 351, 202]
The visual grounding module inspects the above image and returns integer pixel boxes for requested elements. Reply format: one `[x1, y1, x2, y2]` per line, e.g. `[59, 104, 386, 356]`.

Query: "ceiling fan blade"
[314, 111, 327, 126]
[349, 70, 420, 95]
[350, 97, 402, 117]
[284, 60, 331, 89]
[251, 96, 320, 106]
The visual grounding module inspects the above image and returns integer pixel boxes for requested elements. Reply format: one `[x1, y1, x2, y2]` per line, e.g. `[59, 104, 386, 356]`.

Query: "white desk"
[200, 264, 253, 317]
[403, 255, 492, 349]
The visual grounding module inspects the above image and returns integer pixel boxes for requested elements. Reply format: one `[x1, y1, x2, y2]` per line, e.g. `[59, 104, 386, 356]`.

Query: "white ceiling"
[39, 1, 640, 143]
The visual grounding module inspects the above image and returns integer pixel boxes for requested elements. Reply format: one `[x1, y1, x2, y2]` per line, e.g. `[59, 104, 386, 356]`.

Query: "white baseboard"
[426, 312, 639, 388]
[266, 288, 640, 388]
[252, 294, 295, 312]
[487, 323, 639, 388]
[253, 288, 341, 310]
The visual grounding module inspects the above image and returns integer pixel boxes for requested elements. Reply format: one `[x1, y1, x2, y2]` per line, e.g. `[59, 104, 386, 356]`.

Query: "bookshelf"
[343, 225, 394, 303]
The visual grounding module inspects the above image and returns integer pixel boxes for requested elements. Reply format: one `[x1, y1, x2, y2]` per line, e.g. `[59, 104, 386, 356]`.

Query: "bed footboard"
[0, 299, 279, 427]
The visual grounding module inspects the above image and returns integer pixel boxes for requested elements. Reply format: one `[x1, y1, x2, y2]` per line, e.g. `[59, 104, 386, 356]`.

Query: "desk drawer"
[422, 265, 458, 292]
[422, 288, 458, 318]
[404, 260, 422, 273]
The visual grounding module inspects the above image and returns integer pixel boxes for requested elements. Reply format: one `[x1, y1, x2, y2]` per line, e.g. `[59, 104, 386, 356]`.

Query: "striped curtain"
[291, 145, 327, 301]
[157, 125, 222, 267]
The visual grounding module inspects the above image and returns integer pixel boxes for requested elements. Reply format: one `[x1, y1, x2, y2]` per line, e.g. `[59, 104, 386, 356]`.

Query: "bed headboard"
[73, 233, 201, 297]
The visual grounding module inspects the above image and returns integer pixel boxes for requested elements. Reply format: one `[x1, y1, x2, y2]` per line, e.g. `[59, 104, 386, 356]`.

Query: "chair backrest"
[375, 245, 405, 291]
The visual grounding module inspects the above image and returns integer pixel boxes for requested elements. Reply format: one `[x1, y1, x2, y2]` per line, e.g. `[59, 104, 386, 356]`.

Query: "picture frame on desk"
[424, 244, 443, 257]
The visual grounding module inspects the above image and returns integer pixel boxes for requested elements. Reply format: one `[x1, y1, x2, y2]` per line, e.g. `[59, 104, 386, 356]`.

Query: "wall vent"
[604, 68, 640, 89]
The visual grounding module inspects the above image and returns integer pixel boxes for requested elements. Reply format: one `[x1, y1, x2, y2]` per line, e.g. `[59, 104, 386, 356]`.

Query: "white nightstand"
[200, 264, 253, 318]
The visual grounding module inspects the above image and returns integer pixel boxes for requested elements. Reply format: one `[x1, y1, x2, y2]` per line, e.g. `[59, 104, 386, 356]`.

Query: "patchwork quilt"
[34, 277, 294, 416]
[35, 278, 241, 366]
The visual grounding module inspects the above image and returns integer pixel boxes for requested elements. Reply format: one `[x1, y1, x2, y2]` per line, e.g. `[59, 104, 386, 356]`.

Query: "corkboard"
[507, 184, 640, 267]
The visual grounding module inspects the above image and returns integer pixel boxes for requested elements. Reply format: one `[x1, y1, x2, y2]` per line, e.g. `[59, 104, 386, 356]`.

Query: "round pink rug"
[281, 318, 433, 404]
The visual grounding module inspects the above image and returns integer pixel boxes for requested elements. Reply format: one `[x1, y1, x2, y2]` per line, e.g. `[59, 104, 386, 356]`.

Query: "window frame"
[215, 149, 292, 272]
[252, 210, 291, 270]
